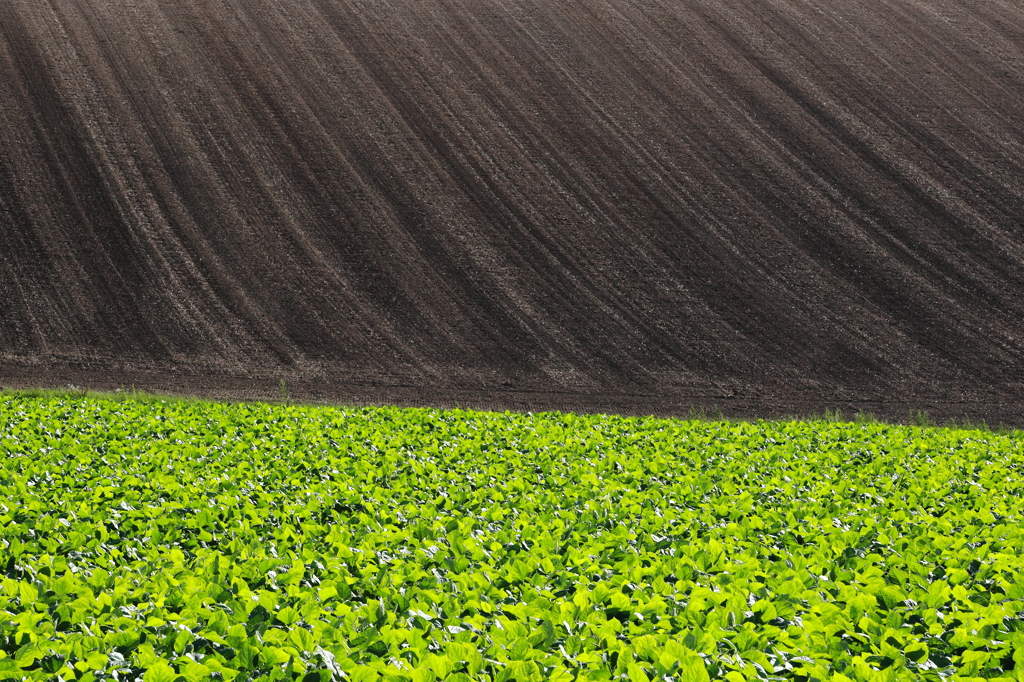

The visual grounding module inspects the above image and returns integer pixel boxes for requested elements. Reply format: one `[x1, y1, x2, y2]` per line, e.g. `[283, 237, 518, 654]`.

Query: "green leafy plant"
[0, 393, 1020, 681]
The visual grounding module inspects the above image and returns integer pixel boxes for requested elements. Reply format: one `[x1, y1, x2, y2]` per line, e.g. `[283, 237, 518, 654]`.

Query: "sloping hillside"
[2, 0, 1024, 422]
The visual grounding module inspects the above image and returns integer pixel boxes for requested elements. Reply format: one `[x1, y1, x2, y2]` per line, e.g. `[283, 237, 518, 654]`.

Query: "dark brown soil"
[2, 0, 1024, 425]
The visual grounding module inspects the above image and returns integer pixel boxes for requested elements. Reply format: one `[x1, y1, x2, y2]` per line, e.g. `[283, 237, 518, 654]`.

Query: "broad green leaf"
[677, 655, 710, 682]
[627, 662, 650, 682]
[143, 662, 179, 682]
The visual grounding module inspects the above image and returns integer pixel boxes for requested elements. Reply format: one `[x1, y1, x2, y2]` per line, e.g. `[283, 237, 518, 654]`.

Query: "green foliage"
[0, 394, 1022, 681]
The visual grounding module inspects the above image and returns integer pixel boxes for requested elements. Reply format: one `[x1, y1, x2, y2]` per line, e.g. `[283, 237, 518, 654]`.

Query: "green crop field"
[0, 393, 1022, 682]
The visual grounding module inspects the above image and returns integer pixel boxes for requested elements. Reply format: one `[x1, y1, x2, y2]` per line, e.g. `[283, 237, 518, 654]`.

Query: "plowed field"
[2, 0, 1024, 423]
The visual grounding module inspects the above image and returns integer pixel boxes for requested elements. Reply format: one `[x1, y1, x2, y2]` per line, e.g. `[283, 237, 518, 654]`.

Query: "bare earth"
[2, 0, 1024, 424]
